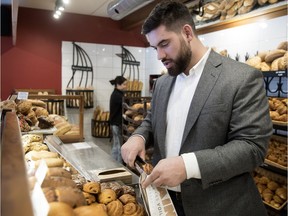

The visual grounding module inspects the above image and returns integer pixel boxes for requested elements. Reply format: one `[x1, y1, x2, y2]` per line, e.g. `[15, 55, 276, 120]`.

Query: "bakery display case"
[1, 111, 146, 216]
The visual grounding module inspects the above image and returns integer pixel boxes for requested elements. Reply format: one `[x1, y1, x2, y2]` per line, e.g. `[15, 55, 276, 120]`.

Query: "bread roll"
[48, 202, 74, 216]
[74, 204, 108, 216]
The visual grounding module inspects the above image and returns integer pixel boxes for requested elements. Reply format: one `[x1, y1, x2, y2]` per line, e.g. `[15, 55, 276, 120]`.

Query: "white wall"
[62, 15, 287, 111]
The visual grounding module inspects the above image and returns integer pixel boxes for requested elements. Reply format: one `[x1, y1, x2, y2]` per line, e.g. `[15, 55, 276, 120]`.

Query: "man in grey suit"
[121, 1, 273, 215]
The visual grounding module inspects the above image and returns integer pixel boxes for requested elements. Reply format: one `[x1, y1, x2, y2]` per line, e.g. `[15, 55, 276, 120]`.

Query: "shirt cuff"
[181, 152, 202, 179]
[129, 134, 146, 143]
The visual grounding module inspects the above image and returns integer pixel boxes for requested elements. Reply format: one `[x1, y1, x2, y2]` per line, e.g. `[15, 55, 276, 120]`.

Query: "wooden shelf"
[196, 2, 287, 35]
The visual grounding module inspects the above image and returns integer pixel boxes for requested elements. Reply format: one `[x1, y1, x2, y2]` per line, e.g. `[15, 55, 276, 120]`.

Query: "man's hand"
[142, 156, 187, 188]
[121, 135, 146, 168]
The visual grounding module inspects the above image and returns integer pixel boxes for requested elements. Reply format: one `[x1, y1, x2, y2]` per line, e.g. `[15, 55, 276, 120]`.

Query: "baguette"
[54, 124, 72, 136]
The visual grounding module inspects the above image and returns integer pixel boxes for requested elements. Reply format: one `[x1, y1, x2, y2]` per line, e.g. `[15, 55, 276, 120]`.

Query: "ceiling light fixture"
[53, 0, 69, 19]
[107, 0, 154, 20]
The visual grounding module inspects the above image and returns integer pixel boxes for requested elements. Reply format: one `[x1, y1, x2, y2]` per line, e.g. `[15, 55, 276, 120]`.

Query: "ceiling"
[2, 0, 116, 17]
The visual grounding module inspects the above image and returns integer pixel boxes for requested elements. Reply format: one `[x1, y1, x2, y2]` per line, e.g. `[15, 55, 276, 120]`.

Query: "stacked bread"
[268, 97, 287, 123]
[51, 114, 80, 136]
[246, 41, 288, 71]
[92, 106, 110, 137]
[123, 102, 151, 134]
[254, 171, 287, 209]
[266, 137, 287, 167]
[125, 80, 143, 91]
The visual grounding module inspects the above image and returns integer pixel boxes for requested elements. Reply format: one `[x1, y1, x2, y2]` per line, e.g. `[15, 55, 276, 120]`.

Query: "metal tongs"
[134, 155, 153, 175]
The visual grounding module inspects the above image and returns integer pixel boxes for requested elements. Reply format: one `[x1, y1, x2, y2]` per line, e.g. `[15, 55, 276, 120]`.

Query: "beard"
[164, 38, 192, 77]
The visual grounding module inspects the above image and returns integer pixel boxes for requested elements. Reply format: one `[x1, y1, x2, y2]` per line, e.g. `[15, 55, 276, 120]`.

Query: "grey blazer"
[134, 50, 273, 215]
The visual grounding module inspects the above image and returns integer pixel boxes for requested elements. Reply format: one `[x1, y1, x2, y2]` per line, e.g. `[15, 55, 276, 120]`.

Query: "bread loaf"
[35, 158, 64, 168]
[265, 49, 286, 63]
[42, 176, 76, 188]
[54, 124, 72, 136]
[25, 150, 58, 161]
[47, 167, 72, 179]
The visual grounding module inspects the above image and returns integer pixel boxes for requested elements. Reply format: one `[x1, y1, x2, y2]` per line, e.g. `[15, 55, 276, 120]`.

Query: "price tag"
[35, 159, 48, 185]
[17, 92, 29, 100]
[72, 142, 91, 149]
[31, 182, 49, 216]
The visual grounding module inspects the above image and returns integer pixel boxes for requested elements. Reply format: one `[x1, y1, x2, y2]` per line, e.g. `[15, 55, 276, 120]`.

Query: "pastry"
[82, 192, 96, 205]
[48, 202, 74, 216]
[107, 199, 123, 216]
[100, 182, 124, 198]
[98, 189, 117, 204]
[119, 194, 136, 205]
[83, 181, 101, 194]
[74, 204, 108, 216]
[121, 185, 136, 197]
[35, 157, 63, 168]
[123, 203, 144, 216]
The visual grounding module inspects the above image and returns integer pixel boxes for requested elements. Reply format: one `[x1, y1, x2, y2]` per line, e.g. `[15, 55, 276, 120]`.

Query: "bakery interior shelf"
[28, 94, 85, 143]
[1, 112, 34, 216]
[196, 2, 287, 35]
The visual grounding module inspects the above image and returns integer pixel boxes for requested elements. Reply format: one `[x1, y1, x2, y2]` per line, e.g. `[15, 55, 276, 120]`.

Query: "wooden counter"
[1, 112, 34, 216]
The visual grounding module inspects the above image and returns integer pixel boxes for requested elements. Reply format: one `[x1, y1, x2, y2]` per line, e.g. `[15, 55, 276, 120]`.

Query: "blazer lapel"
[181, 51, 222, 146]
[157, 75, 176, 158]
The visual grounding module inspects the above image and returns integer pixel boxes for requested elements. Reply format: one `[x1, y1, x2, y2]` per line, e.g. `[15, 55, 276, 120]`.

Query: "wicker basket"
[66, 89, 94, 108]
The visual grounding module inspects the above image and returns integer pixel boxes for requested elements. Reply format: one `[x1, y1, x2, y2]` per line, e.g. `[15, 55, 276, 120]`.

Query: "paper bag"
[139, 173, 178, 216]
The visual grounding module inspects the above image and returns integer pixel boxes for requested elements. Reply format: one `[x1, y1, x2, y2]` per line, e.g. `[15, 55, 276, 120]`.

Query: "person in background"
[121, 1, 273, 215]
[109, 76, 127, 163]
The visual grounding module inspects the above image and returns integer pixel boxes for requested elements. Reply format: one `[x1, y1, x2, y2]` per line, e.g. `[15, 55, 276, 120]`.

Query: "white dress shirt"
[165, 48, 211, 191]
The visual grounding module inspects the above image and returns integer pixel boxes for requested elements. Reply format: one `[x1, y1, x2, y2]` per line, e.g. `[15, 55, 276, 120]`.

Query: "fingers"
[121, 136, 145, 167]
[142, 169, 164, 188]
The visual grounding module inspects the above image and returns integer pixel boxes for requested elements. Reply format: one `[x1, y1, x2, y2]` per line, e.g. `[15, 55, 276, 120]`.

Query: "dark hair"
[142, 0, 196, 35]
[109, 76, 127, 86]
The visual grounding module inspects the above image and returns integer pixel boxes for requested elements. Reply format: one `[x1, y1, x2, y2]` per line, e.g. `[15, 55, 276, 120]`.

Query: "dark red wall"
[1, 7, 147, 100]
